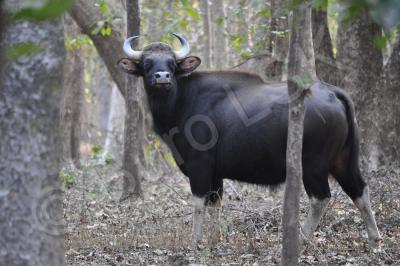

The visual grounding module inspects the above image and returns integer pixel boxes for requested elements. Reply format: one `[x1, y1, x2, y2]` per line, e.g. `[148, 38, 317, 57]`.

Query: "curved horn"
[171, 33, 190, 59]
[123, 36, 142, 60]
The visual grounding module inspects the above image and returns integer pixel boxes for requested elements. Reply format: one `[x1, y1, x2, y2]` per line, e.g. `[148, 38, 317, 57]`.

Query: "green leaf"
[66, 35, 93, 50]
[179, 20, 189, 29]
[180, 0, 190, 7]
[373, 35, 387, 49]
[98, 1, 110, 15]
[91, 144, 102, 155]
[185, 7, 200, 20]
[104, 153, 113, 165]
[100, 25, 112, 36]
[229, 34, 246, 51]
[7, 43, 41, 60]
[215, 17, 224, 25]
[13, 0, 74, 21]
[291, 74, 314, 90]
[256, 8, 271, 18]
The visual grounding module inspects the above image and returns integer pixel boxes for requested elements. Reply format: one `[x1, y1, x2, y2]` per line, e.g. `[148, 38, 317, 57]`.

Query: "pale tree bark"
[337, 12, 383, 169]
[200, 0, 212, 68]
[371, 38, 400, 165]
[210, 0, 227, 69]
[0, 0, 4, 77]
[312, 5, 339, 86]
[146, 0, 163, 41]
[120, 0, 143, 200]
[0, 5, 65, 266]
[282, 1, 316, 264]
[69, 0, 126, 97]
[269, 0, 289, 80]
[62, 16, 83, 168]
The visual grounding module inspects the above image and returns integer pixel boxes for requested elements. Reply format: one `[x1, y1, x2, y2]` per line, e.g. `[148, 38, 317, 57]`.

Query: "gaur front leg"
[301, 197, 330, 241]
[192, 195, 206, 244]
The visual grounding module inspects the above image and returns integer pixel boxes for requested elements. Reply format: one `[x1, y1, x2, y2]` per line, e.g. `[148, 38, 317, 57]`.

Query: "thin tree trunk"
[210, 0, 227, 69]
[270, 0, 289, 61]
[0, 5, 65, 265]
[69, 0, 127, 97]
[200, 0, 212, 68]
[269, 0, 289, 81]
[120, 0, 142, 200]
[62, 16, 83, 168]
[312, 5, 339, 86]
[337, 12, 383, 169]
[282, 1, 316, 264]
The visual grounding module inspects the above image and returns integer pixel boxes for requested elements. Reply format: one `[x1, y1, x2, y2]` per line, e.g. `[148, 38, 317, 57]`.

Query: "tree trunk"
[146, 0, 163, 41]
[62, 16, 83, 168]
[282, 1, 316, 264]
[337, 12, 383, 169]
[0, 0, 4, 77]
[120, 0, 142, 200]
[200, 0, 212, 69]
[210, 0, 227, 69]
[270, 0, 289, 65]
[374, 38, 400, 165]
[69, 0, 127, 97]
[0, 6, 65, 265]
[312, 6, 339, 86]
[267, 0, 289, 81]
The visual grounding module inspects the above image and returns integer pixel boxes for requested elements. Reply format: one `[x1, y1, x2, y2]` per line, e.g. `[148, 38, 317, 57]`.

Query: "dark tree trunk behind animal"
[337, 12, 383, 169]
[312, 5, 339, 86]
[120, 0, 143, 200]
[62, 16, 83, 168]
[0, 5, 65, 265]
[282, 1, 316, 264]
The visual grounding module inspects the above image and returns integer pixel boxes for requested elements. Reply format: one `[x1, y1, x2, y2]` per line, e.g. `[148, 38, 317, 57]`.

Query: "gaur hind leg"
[301, 166, 331, 243]
[333, 167, 381, 246]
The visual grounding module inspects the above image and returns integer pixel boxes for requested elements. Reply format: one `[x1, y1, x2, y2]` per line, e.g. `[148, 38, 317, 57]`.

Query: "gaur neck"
[145, 84, 180, 136]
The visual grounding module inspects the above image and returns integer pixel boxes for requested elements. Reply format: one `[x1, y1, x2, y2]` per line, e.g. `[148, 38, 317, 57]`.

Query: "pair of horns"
[123, 33, 190, 60]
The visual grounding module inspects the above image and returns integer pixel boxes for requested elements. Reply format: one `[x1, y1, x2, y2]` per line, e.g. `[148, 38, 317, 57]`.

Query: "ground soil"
[65, 164, 400, 265]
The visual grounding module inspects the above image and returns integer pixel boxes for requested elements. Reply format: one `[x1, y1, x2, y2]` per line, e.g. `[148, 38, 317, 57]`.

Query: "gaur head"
[118, 33, 201, 96]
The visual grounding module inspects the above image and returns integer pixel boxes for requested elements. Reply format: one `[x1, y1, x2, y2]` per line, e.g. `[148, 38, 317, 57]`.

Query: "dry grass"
[65, 165, 400, 265]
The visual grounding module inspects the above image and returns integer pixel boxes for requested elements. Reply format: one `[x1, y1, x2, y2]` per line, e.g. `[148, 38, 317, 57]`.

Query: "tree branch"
[69, 0, 126, 98]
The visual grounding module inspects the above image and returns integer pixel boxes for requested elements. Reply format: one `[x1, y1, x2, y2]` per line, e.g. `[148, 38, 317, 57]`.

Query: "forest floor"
[64, 162, 400, 265]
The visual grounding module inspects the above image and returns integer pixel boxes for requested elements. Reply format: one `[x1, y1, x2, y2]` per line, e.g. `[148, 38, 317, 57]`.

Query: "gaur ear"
[177, 56, 201, 75]
[117, 58, 142, 76]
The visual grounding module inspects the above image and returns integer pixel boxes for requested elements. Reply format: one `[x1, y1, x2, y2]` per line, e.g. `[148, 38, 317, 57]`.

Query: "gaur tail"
[327, 83, 362, 181]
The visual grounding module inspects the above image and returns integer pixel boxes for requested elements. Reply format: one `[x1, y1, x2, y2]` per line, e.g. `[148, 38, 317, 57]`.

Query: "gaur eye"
[144, 61, 153, 71]
[167, 59, 176, 71]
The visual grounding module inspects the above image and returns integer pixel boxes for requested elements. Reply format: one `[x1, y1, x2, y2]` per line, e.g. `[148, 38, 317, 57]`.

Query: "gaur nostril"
[166, 73, 170, 78]
[155, 73, 161, 78]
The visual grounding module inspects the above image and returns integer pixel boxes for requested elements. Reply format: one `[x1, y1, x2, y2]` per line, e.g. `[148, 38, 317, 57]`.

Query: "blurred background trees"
[1, 0, 399, 264]
[55, 0, 400, 196]
[1, 0, 398, 210]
